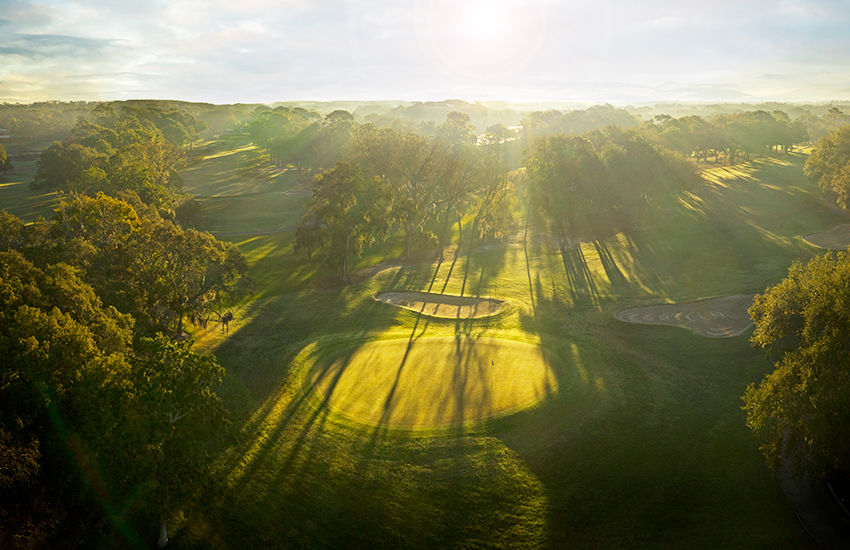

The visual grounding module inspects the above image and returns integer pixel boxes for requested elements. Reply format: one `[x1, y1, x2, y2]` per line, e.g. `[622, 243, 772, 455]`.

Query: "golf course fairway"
[311, 337, 557, 427]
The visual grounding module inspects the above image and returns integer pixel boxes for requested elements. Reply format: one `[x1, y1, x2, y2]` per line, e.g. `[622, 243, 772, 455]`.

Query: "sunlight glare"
[423, 0, 546, 79]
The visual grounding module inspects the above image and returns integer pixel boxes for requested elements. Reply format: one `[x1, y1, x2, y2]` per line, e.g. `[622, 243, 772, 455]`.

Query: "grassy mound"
[311, 336, 556, 428]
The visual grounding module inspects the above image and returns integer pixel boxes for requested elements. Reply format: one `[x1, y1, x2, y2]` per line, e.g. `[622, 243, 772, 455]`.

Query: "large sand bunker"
[312, 337, 556, 428]
[375, 291, 506, 319]
[804, 224, 850, 250]
[616, 294, 755, 338]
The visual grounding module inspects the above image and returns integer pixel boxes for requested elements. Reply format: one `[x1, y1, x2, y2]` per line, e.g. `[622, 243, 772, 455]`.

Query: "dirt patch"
[616, 294, 755, 338]
[375, 291, 506, 319]
[804, 224, 850, 250]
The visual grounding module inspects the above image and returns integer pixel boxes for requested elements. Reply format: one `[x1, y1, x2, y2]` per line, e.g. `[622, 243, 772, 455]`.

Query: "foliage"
[804, 124, 850, 209]
[295, 162, 392, 283]
[744, 251, 850, 480]
[527, 130, 701, 247]
[131, 333, 228, 547]
[30, 107, 200, 211]
[0, 142, 12, 173]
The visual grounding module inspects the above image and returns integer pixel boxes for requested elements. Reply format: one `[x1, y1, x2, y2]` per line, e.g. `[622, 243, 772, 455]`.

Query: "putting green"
[311, 337, 557, 428]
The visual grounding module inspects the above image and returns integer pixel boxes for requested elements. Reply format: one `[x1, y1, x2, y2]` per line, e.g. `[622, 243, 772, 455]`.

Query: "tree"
[49, 194, 248, 337]
[131, 334, 228, 547]
[0, 250, 137, 545]
[295, 162, 391, 283]
[0, 142, 12, 173]
[353, 126, 451, 258]
[744, 251, 850, 481]
[805, 124, 850, 209]
[526, 134, 608, 249]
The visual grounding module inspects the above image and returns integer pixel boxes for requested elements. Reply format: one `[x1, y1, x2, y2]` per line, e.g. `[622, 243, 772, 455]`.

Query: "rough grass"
[181, 134, 311, 235]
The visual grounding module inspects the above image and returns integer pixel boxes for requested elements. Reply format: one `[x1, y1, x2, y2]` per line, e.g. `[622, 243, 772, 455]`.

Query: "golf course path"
[615, 294, 755, 337]
[375, 291, 506, 319]
[804, 224, 850, 250]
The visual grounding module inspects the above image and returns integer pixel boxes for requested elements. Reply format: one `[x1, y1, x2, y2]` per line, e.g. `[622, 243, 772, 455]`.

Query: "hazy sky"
[2, 0, 849, 104]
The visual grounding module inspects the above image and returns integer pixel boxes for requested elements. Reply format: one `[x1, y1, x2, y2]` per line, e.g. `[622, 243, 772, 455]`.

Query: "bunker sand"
[804, 224, 850, 250]
[375, 291, 506, 319]
[616, 294, 755, 338]
[312, 337, 556, 428]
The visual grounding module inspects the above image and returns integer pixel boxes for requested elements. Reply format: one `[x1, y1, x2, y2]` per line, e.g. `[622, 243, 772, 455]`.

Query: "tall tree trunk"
[342, 232, 352, 284]
[158, 518, 168, 547]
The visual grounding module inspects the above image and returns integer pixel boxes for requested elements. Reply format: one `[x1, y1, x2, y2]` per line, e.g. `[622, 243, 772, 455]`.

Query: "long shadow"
[593, 240, 631, 294]
[560, 243, 599, 308]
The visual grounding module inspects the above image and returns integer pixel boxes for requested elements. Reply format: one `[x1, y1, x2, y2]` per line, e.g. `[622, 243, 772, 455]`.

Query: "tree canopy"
[744, 251, 850, 480]
[295, 162, 392, 283]
[804, 124, 850, 209]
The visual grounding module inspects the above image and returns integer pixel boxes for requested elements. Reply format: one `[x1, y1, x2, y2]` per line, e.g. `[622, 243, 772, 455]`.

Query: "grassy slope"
[170, 146, 839, 549]
[0, 145, 59, 222]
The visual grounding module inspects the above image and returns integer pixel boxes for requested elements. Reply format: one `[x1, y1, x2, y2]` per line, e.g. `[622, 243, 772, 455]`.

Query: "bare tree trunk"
[342, 233, 352, 284]
[158, 518, 168, 547]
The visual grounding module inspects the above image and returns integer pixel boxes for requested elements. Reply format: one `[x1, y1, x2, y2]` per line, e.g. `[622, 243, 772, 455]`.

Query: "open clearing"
[804, 224, 850, 250]
[374, 291, 506, 319]
[615, 294, 756, 337]
[311, 337, 556, 427]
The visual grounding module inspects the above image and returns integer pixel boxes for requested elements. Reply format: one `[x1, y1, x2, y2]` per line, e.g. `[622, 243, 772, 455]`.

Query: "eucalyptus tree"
[295, 162, 392, 283]
[525, 134, 607, 250]
[353, 125, 451, 258]
[805, 124, 850, 209]
[745, 251, 850, 481]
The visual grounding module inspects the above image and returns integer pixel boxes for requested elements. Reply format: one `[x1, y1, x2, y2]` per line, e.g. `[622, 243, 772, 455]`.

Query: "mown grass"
[0, 152, 59, 222]
[181, 134, 311, 235]
[168, 149, 839, 549]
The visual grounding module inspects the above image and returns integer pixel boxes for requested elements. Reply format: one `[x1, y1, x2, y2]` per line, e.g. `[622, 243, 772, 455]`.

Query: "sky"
[1, 0, 850, 105]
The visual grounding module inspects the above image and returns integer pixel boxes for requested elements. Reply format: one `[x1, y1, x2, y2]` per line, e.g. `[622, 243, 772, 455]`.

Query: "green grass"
[181, 134, 311, 235]
[0, 156, 60, 222]
[169, 149, 834, 549]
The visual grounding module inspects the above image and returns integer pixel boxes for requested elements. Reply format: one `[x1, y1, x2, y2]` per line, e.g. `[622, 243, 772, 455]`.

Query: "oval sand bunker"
[616, 294, 755, 338]
[375, 291, 505, 319]
[804, 224, 850, 250]
[312, 337, 556, 428]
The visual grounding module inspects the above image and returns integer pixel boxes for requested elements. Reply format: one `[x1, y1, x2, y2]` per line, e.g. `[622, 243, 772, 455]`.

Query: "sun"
[457, 0, 511, 48]
[422, 0, 547, 79]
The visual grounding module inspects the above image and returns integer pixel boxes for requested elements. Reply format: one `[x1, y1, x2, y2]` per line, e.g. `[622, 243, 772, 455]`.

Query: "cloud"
[1, 0, 850, 102]
[0, 33, 117, 60]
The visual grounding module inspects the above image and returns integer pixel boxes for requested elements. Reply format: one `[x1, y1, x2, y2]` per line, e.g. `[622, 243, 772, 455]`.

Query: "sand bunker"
[804, 224, 850, 250]
[312, 337, 556, 428]
[616, 294, 755, 338]
[375, 291, 506, 319]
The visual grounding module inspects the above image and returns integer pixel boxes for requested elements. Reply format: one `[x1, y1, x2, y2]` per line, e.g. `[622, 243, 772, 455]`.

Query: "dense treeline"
[0, 193, 247, 547]
[31, 105, 203, 212]
[282, 103, 823, 283]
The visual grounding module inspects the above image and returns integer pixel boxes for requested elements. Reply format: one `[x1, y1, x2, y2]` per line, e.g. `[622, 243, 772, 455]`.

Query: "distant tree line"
[29, 104, 207, 226]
